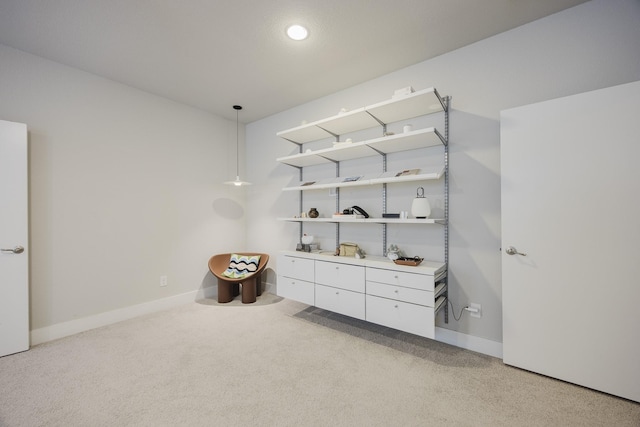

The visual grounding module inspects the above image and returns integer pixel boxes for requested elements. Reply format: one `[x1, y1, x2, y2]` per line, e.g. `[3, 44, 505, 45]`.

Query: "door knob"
[505, 246, 526, 256]
[1, 246, 24, 254]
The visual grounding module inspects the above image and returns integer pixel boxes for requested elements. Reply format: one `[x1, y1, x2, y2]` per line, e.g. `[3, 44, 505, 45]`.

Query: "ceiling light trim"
[286, 24, 309, 41]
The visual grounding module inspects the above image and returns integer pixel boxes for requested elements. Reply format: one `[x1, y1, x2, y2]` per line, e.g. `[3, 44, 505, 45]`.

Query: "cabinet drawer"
[278, 254, 314, 282]
[315, 261, 365, 293]
[365, 295, 435, 339]
[366, 267, 434, 291]
[366, 281, 434, 307]
[277, 275, 314, 306]
[315, 284, 365, 320]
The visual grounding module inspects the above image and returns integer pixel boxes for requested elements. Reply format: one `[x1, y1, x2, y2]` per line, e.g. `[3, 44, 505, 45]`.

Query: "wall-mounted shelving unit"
[274, 86, 451, 336]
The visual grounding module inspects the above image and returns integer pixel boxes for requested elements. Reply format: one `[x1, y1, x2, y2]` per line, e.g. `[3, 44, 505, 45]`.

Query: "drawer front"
[366, 267, 434, 291]
[315, 284, 365, 320]
[365, 295, 435, 339]
[277, 275, 315, 306]
[366, 281, 434, 307]
[315, 261, 365, 293]
[278, 254, 315, 282]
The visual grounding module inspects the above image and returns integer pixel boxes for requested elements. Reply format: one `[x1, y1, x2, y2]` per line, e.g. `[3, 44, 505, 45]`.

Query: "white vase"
[411, 187, 431, 219]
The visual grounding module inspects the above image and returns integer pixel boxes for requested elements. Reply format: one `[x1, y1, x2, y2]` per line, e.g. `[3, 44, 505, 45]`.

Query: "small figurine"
[387, 244, 400, 260]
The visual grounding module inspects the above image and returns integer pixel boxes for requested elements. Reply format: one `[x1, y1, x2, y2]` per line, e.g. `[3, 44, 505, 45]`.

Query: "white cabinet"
[366, 267, 437, 291]
[316, 284, 365, 320]
[276, 251, 446, 338]
[365, 295, 435, 339]
[365, 266, 446, 339]
[366, 281, 433, 306]
[279, 254, 314, 282]
[315, 260, 365, 293]
[277, 254, 315, 306]
[315, 260, 366, 320]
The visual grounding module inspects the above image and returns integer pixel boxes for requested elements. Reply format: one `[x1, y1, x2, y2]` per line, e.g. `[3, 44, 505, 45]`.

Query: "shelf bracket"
[317, 125, 339, 139]
[434, 88, 448, 114]
[365, 110, 387, 129]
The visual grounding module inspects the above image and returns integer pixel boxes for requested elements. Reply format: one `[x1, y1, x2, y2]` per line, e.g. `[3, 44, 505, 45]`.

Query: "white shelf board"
[315, 107, 380, 136]
[282, 168, 444, 191]
[277, 217, 446, 225]
[365, 87, 445, 124]
[366, 218, 447, 225]
[366, 127, 445, 154]
[434, 295, 447, 315]
[312, 140, 380, 162]
[276, 127, 444, 168]
[369, 168, 444, 184]
[435, 282, 447, 299]
[276, 151, 334, 167]
[276, 124, 333, 144]
[276, 87, 446, 144]
[276, 107, 378, 144]
[279, 250, 446, 276]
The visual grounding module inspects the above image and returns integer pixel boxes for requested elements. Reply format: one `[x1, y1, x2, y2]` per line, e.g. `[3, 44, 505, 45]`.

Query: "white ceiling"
[0, 0, 589, 123]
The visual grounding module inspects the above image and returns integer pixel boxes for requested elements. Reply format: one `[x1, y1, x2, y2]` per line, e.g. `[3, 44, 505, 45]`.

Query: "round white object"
[411, 197, 431, 219]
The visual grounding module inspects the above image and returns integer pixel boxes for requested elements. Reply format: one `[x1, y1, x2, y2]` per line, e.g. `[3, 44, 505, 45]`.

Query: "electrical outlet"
[160, 275, 168, 287]
[468, 303, 482, 318]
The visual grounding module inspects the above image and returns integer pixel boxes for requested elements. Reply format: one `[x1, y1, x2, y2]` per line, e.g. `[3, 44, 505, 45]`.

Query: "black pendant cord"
[233, 105, 242, 178]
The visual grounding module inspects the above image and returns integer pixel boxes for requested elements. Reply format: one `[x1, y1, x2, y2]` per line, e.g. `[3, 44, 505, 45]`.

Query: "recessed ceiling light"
[286, 24, 308, 41]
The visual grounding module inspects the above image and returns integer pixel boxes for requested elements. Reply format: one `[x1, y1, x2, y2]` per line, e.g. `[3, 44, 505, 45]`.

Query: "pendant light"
[224, 105, 251, 186]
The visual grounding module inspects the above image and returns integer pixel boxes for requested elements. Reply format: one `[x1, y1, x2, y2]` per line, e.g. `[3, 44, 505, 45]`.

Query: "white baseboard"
[435, 326, 503, 359]
[30, 287, 216, 346]
[264, 282, 276, 295]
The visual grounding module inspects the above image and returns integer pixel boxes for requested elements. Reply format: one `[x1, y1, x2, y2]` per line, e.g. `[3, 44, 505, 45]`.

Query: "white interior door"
[501, 81, 640, 403]
[0, 119, 29, 357]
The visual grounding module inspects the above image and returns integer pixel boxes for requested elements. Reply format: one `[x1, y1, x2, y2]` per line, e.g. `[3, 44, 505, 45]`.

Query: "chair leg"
[241, 278, 257, 304]
[232, 283, 240, 297]
[256, 272, 263, 296]
[218, 280, 234, 303]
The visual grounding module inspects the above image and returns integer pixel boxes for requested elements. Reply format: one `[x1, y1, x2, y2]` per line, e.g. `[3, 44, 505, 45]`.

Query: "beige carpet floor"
[1, 293, 638, 426]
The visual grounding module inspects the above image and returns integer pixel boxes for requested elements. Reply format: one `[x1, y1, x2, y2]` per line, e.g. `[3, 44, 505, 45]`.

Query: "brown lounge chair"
[208, 253, 269, 303]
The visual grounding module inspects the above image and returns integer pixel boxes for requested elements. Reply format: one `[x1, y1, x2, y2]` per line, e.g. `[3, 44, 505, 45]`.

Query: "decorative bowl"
[393, 256, 423, 266]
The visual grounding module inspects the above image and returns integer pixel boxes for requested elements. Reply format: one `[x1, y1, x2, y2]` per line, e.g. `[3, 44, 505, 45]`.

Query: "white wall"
[246, 0, 640, 343]
[0, 44, 247, 331]
[1, 0, 638, 345]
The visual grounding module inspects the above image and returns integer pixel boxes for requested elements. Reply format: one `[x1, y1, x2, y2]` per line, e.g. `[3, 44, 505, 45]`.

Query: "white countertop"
[279, 250, 446, 277]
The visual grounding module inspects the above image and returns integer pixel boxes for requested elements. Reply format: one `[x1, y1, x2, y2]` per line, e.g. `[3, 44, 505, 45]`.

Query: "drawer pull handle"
[394, 275, 398, 279]
[394, 305, 399, 308]
[336, 291, 339, 295]
[394, 290, 399, 293]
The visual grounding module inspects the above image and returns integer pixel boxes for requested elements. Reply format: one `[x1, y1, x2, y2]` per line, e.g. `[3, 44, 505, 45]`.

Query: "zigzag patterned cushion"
[222, 254, 261, 279]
